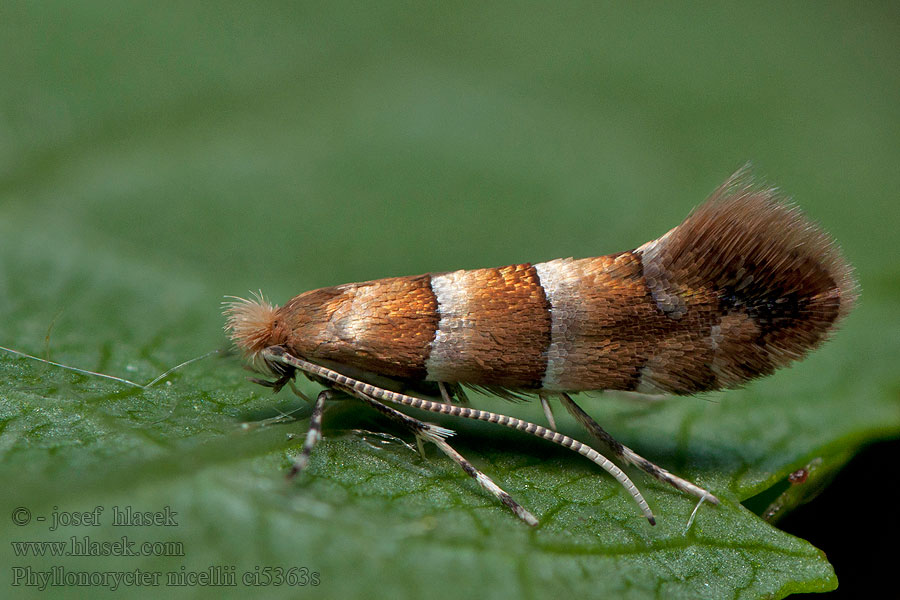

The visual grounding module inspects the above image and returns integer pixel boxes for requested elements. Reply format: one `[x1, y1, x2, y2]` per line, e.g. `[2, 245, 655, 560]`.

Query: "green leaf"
[2, 2, 898, 599]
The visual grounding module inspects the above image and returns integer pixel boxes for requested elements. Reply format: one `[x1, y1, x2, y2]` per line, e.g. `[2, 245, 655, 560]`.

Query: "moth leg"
[538, 393, 557, 431]
[287, 379, 313, 403]
[287, 388, 334, 478]
[332, 383, 454, 443]
[684, 491, 711, 534]
[438, 381, 454, 404]
[340, 384, 538, 527]
[558, 392, 719, 504]
[415, 437, 427, 460]
[438, 382, 470, 405]
[239, 385, 311, 431]
[262, 346, 655, 525]
[430, 434, 538, 527]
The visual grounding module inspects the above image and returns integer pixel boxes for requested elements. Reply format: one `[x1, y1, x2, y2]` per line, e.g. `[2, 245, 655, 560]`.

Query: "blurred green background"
[1, 2, 898, 598]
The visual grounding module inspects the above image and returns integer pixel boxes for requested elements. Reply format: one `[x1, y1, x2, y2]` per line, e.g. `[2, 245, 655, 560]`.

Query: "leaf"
[2, 3, 898, 599]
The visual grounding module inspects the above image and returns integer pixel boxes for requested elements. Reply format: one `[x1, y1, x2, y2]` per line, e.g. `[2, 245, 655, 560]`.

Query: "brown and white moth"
[225, 171, 856, 527]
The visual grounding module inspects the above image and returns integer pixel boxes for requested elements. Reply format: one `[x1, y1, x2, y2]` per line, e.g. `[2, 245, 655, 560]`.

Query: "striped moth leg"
[336, 384, 538, 527]
[557, 393, 720, 505]
[287, 388, 332, 478]
[261, 345, 658, 525]
[261, 349, 539, 526]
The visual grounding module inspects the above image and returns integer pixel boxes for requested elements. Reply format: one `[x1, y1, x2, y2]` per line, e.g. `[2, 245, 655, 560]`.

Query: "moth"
[225, 171, 856, 526]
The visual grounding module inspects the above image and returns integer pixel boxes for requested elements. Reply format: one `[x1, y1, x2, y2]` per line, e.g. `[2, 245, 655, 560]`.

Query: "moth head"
[223, 292, 288, 375]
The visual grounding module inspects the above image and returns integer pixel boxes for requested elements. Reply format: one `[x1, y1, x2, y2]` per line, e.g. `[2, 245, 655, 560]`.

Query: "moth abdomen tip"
[640, 173, 857, 388]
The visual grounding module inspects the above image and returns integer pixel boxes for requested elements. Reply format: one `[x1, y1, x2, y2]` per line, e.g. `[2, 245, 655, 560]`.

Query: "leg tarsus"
[683, 491, 710, 534]
[559, 392, 719, 504]
[287, 389, 333, 479]
[344, 385, 536, 526]
[415, 436, 428, 460]
[261, 346, 657, 524]
[431, 436, 538, 526]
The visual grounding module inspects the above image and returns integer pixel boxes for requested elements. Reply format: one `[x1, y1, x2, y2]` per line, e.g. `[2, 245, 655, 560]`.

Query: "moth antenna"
[142, 349, 221, 387]
[0, 345, 218, 389]
[340, 383, 537, 526]
[1, 345, 144, 388]
[265, 347, 658, 525]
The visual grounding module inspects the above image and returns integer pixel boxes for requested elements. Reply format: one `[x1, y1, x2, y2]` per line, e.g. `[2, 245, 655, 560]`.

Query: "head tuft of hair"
[223, 292, 279, 366]
[643, 169, 857, 382]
